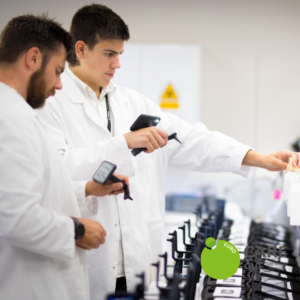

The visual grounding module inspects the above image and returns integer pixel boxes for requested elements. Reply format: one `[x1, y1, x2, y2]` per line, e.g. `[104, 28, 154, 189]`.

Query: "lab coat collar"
[61, 67, 115, 133]
[64, 64, 118, 104]
[64, 65, 87, 99]
[99, 81, 115, 102]
[60, 70, 85, 104]
[0, 82, 37, 117]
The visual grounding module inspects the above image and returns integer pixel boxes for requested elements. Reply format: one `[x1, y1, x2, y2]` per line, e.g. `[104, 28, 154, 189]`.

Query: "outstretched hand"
[242, 149, 300, 171]
[263, 151, 300, 171]
[271, 151, 300, 169]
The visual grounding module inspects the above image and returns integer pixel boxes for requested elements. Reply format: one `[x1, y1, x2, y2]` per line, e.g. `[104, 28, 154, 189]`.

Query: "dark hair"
[70, 4, 130, 51]
[0, 14, 78, 66]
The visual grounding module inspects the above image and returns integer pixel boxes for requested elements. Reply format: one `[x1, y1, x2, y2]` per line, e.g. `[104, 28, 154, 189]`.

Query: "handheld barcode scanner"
[92, 161, 133, 200]
[130, 114, 182, 156]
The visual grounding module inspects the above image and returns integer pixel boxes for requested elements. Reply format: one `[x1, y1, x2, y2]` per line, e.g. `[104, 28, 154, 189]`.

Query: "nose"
[54, 75, 63, 90]
[111, 55, 121, 69]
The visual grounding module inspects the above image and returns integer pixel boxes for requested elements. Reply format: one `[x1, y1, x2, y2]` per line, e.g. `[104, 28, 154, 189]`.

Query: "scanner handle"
[110, 175, 133, 200]
[132, 132, 181, 156]
[110, 174, 124, 185]
[131, 148, 147, 156]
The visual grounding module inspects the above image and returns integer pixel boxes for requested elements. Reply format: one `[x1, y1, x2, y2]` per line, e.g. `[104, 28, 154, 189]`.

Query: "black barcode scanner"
[130, 114, 182, 156]
[92, 161, 133, 200]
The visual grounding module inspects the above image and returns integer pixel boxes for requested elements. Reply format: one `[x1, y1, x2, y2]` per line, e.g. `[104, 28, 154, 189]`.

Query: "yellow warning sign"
[160, 85, 179, 109]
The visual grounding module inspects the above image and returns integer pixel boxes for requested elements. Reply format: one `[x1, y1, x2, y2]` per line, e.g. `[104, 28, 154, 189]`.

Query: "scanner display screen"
[94, 161, 115, 183]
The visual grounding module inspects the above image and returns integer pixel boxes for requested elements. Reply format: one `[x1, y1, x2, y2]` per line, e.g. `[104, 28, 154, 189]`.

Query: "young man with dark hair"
[0, 14, 128, 300]
[38, 4, 300, 299]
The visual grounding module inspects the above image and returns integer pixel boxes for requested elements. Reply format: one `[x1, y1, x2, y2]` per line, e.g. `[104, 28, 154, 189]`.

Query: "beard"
[26, 66, 56, 109]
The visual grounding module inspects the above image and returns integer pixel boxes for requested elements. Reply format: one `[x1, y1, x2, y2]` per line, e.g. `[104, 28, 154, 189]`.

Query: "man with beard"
[0, 14, 129, 300]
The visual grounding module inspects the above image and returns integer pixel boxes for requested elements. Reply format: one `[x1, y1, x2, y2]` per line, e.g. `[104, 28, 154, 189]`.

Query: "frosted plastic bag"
[283, 172, 300, 225]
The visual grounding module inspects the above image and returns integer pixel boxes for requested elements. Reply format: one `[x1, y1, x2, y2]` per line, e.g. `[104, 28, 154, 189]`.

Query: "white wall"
[1, 0, 300, 214]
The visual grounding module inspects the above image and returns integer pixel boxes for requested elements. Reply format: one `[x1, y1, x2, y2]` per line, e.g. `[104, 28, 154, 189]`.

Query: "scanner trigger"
[168, 132, 182, 144]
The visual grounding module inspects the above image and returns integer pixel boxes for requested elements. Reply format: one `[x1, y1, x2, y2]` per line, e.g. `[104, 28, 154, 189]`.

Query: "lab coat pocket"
[60, 265, 87, 300]
[147, 219, 164, 263]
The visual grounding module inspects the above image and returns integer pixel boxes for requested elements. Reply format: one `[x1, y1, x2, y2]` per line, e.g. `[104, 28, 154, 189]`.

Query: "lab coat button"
[115, 223, 117, 227]
[113, 266, 115, 270]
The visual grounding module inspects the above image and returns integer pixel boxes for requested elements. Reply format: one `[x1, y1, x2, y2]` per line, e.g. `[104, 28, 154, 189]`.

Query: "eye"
[56, 69, 63, 76]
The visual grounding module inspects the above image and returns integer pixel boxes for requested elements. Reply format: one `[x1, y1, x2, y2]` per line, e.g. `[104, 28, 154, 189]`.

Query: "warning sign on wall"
[160, 85, 179, 109]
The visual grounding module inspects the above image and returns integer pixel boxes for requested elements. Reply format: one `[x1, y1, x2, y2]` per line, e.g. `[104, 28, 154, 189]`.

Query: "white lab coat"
[0, 82, 90, 300]
[38, 68, 251, 300]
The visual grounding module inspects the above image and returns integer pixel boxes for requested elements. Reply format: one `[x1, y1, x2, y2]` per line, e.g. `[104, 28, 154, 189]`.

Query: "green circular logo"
[201, 238, 240, 279]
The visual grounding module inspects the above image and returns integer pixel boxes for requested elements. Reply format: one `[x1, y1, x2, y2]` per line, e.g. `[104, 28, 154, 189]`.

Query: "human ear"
[25, 47, 42, 71]
[75, 41, 87, 60]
